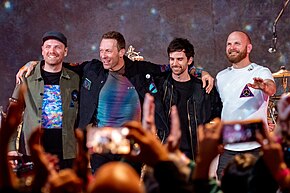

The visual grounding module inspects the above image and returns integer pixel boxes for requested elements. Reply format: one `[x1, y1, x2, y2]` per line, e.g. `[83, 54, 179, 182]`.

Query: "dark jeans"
[217, 148, 260, 180]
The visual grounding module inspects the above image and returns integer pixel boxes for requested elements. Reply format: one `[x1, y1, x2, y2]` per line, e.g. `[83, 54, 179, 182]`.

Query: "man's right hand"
[7, 151, 19, 169]
[124, 121, 169, 167]
[16, 61, 38, 84]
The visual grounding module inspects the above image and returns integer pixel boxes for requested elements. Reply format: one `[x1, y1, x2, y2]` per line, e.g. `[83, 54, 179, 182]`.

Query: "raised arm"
[0, 87, 24, 189]
[15, 60, 91, 84]
[188, 65, 214, 94]
[193, 118, 223, 180]
[247, 78, 276, 96]
[15, 61, 38, 84]
[256, 130, 290, 190]
[129, 56, 214, 93]
[201, 71, 214, 94]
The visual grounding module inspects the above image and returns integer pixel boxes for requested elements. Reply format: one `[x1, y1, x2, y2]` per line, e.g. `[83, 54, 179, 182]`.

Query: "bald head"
[227, 31, 251, 44]
[88, 162, 145, 193]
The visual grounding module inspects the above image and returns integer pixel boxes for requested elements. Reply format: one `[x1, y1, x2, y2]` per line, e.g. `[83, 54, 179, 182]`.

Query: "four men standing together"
[9, 30, 276, 178]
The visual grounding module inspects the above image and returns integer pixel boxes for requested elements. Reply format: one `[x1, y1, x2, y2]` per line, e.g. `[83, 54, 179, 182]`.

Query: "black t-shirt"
[172, 79, 193, 156]
[41, 69, 61, 85]
[40, 68, 63, 159]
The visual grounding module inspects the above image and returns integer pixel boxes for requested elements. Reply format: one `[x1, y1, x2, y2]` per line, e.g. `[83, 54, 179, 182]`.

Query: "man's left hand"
[247, 77, 276, 96]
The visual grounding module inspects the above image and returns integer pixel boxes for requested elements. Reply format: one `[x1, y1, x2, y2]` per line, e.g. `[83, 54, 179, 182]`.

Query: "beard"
[226, 47, 247, 63]
[171, 66, 187, 76]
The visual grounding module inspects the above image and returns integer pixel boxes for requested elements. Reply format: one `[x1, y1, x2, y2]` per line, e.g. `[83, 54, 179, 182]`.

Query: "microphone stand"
[268, 0, 290, 53]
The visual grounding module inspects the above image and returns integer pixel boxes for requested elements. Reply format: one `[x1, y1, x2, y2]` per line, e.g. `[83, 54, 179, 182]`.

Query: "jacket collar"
[32, 60, 70, 81]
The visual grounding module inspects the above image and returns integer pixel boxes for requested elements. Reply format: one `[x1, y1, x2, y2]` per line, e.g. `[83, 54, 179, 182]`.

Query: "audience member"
[0, 86, 24, 193]
[255, 93, 290, 192]
[220, 153, 257, 193]
[124, 120, 192, 193]
[192, 117, 279, 193]
[88, 162, 145, 193]
[2, 90, 290, 193]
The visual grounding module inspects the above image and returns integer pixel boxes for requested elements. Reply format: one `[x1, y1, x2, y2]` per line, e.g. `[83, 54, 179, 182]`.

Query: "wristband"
[188, 65, 196, 73]
[9, 98, 18, 103]
[195, 67, 203, 78]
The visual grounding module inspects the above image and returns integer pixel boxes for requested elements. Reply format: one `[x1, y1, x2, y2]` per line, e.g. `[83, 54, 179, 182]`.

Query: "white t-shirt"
[216, 63, 274, 151]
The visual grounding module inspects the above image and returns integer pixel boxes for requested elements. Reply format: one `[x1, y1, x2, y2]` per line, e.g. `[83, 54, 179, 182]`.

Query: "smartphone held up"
[86, 127, 131, 154]
[222, 119, 265, 144]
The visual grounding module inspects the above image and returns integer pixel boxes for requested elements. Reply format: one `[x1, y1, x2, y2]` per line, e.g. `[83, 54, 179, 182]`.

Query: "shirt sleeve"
[257, 67, 274, 81]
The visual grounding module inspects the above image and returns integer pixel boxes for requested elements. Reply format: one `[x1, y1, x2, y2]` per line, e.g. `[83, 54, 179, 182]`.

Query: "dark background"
[0, 0, 289, 108]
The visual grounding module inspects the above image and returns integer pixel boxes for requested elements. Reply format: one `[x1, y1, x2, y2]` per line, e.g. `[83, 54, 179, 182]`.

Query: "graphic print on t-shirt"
[97, 72, 141, 127]
[42, 85, 63, 128]
[240, 85, 254, 98]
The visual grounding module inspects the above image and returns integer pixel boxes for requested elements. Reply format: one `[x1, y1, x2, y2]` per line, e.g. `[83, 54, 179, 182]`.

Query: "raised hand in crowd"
[125, 120, 169, 167]
[141, 93, 157, 135]
[275, 93, 290, 142]
[0, 87, 24, 191]
[256, 130, 290, 191]
[28, 127, 57, 193]
[132, 93, 184, 166]
[72, 129, 90, 189]
[124, 93, 192, 193]
[193, 118, 223, 180]
[165, 105, 181, 153]
[140, 93, 192, 180]
[25, 127, 87, 193]
[47, 128, 88, 193]
[164, 105, 195, 181]
[255, 93, 290, 191]
[0, 103, 22, 191]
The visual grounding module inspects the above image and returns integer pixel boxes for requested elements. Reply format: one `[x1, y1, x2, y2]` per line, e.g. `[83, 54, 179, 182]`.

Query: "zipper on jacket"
[187, 100, 193, 160]
[163, 83, 174, 121]
[167, 84, 174, 120]
[188, 100, 198, 160]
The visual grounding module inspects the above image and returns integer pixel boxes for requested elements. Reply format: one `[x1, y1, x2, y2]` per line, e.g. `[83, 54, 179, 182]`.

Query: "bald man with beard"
[215, 31, 276, 180]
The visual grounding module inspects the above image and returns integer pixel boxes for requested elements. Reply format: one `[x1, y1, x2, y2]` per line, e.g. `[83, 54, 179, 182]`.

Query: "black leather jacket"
[162, 74, 222, 159]
[75, 56, 169, 140]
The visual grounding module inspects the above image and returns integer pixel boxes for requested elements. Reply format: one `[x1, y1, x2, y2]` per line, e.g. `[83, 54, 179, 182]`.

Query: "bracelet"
[195, 67, 203, 78]
[188, 65, 196, 73]
[275, 167, 290, 182]
[9, 98, 18, 103]
[189, 65, 203, 78]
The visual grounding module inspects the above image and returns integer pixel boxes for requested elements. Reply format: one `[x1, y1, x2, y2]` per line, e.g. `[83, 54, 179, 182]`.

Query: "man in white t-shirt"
[216, 31, 276, 179]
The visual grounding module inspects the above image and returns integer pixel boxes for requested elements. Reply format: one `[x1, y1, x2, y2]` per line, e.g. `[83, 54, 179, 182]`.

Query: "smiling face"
[42, 39, 67, 67]
[226, 31, 252, 64]
[99, 38, 125, 71]
[169, 50, 192, 78]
